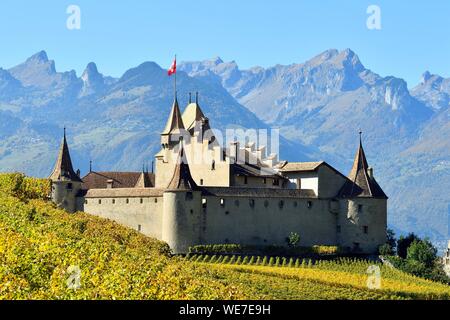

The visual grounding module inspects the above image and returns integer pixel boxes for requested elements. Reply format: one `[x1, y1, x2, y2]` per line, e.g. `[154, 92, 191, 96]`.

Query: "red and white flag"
[168, 57, 176, 76]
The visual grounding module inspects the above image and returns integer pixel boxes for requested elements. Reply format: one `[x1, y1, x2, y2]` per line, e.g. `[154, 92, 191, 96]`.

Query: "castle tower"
[160, 96, 185, 147]
[338, 132, 388, 253]
[49, 128, 82, 213]
[182, 92, 211, 139]
[156, 96, 187, 187]
[162, 146, 202, 254]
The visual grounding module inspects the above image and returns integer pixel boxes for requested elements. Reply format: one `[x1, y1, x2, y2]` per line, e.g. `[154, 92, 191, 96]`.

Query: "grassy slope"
[0, 174, 449, 300]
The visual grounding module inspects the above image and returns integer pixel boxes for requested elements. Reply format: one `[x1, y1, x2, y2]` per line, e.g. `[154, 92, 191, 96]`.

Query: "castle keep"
[49, 95, 388, 254]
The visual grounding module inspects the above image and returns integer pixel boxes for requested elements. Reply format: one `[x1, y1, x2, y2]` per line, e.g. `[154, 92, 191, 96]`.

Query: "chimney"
[106, 179, 114, 189]
[76, 169, 81, 177]
[367, 167, 374, 179]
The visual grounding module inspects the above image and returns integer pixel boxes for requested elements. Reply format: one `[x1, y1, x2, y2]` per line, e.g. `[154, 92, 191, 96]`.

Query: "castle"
[49, 94, 388, 254]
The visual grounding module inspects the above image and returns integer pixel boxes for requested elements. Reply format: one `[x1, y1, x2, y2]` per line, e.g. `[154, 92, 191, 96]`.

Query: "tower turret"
[49, 128, 82, 213]
[337, 132, 388, 254]
[162, 146, 202, 254]
[161, 96, 185, 146]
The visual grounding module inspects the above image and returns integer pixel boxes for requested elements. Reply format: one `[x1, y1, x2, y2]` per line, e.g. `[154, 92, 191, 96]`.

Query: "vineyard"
[187, 254, 450, 299]
[1, 173, 450, 300]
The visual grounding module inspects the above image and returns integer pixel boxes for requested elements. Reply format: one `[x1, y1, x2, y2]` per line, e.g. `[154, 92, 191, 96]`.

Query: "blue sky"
[0, 0, 448, 87]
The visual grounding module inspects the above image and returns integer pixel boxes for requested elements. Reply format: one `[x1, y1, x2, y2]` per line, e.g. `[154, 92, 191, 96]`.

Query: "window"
[200, 179, 204, 185]
[307, 201, 313, 209]
[363, 226, 369, 234]
[358, 204, 363, 214]
[140, 198, 144, 204]
[154, 198, 158, 203]
[211, 160, 215, 171]
[202, 198, 207, 209]
[67, 183, 73, 190]
[98, 199, 101, 204]
[220, 198, 225, 207]
[249, 199, 255, 207]
[112, 199, 115, 204]
[244, 176, 248, 184]
[84, 199, 88, 204]
[126, 199, 129, 204]
[337, 225, 341, 233]
[273, 179, 280, 186]
[263, 178, 267, 184]
[264, 200, 269, 208]
[225, 211, 230, 215]
[293, 201, 298, 208]
[138, 224, 142, 232]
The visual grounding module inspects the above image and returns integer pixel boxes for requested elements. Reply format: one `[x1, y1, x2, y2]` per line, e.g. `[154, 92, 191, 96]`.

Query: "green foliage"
[407, 239, 437, 268]
[387, 228, 397, 250]
[262, 256, 268, 266]
[189, 243, 341, 257]
[397, 233, 420, 258]
[287, 232, 300, 247]
[379, 243, 394, 256]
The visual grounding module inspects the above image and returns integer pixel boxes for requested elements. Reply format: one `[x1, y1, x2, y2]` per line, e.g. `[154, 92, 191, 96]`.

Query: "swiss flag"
[168, 57, 176, 76]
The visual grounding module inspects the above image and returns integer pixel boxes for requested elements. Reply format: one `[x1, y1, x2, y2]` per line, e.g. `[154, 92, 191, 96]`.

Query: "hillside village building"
[49, 95, 388, 254]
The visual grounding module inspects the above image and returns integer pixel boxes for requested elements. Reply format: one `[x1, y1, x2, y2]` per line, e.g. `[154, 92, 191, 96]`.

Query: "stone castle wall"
[79, 188, 387, 254]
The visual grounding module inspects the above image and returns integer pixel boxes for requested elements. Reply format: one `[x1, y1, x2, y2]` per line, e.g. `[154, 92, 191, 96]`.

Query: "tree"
[378, 243, 393, 256]
[387, 228, 396, 249]
[407, 239, 437, 268]
[397, 233, 420, 258]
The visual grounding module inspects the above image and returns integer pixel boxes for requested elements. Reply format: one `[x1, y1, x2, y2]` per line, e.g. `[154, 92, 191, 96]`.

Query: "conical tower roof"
[49, 129, 82, 182]
[166, 146, 198, 190]
[162, 96, 185, 135]
[339, 134, 387, 199]
[135, 171, 152, 188]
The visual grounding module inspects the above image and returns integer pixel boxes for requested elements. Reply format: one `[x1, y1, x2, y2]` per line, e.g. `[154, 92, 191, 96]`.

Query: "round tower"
[338, 132, 388, 254]
[162, 146, 202, 254]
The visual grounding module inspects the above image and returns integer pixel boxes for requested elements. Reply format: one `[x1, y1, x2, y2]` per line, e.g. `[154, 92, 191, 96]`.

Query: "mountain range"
[0, 49, 448, 249]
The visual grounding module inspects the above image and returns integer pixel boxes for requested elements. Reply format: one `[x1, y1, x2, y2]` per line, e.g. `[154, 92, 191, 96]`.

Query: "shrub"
[287, 232, 300, 247]
[288, 258, 294, 268]
[275, 257, 281, 267]
[262, 256, 268, 266]
[268, 257, 275, 266]
[243, 256, 250, 265]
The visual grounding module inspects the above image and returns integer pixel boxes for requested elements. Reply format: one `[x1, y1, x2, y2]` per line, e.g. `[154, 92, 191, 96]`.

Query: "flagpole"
[174, 54, 177, 98]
